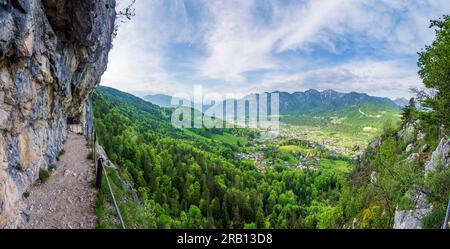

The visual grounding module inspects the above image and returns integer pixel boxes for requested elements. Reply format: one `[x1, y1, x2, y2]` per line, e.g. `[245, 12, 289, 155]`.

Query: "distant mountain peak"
[278, 89, 399, 114]
[305, 89, 320, 93]
[394, 97, 409, 107]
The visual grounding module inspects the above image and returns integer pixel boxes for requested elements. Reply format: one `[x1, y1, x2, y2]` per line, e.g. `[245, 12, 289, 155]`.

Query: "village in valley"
[224, 114, 376, 175]
[235, 133, 333, 174]
[236, 150, 321, 173]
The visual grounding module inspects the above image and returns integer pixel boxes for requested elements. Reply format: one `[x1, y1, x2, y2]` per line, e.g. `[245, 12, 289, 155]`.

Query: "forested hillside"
[92, 15, 449, 229]
[93, 86, 352, 228]
[338, 15, 450, 229]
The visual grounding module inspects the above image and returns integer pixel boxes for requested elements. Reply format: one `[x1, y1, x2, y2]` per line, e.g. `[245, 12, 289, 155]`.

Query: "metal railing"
[77, 93, 125, 229]
[88, 125, 126, 229]
[444, 198, 450, 229]
[97, 158, 126, 229]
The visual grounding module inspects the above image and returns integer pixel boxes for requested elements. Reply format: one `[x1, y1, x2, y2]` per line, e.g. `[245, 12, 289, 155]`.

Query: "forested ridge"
[93, 15, 449, 229]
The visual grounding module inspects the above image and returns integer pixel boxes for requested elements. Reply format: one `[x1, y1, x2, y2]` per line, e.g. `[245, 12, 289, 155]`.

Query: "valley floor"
[18, 133, 97, 229]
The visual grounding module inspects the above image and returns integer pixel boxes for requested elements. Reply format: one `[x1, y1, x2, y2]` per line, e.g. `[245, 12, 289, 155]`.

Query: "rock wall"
[0, 0, 116, 227]
[425, 137, 450, 174]
[393, 136, 449, 229]
[393, 192, 433, 229]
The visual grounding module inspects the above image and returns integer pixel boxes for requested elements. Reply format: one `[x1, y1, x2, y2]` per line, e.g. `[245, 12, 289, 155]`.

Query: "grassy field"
[319, 158, 352, 173]
[279, 145, 302, 152]
[211, 133, 248, 146]
[280, 103, 401, 151]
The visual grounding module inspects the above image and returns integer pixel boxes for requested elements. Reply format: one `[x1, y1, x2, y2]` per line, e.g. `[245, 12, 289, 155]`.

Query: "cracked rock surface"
[0, 0, 115, 227]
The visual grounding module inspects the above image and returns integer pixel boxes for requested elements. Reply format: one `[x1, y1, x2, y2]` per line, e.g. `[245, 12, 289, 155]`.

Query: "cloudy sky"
[101, 0, 450, 99]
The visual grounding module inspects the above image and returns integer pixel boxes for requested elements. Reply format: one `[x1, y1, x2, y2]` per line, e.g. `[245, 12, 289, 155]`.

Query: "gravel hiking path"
[19, 132, 97, 229]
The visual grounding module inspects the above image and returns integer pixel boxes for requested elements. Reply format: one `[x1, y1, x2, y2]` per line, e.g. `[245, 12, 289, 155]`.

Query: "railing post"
[93, 130, 96, 164]
[444, 198, 450, 229]
[96, 158, 103, 190]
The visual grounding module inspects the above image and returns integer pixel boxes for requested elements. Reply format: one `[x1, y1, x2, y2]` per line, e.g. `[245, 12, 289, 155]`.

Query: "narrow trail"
[19, 132, 97, 229]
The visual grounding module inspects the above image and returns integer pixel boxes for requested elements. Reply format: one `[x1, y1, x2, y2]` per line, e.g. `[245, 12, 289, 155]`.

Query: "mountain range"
[144, 89, 402, 115]
[141, 94, 192, 108]
[275, 89, 399, 114]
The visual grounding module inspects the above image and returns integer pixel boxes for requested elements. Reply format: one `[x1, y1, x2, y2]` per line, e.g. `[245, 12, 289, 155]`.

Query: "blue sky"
[101, 0, 450, 99]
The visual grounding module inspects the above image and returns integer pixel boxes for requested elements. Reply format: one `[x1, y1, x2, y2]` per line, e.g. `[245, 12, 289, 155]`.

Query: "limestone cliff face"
[393, 129, 449, 229]
[0, 0, 116, 227]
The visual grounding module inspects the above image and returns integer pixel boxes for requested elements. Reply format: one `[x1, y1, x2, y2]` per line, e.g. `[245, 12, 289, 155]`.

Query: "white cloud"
[102, 0, 450, 98]
[197, 0, 449, 84]
[102, 0, 195, 94]
[197, 0, 278, 82]
[274, 0, 350, 52]
[254, 59, 421, 99]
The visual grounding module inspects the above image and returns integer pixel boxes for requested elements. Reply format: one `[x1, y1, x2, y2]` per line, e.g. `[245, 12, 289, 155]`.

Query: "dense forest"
[93, 86, 350, 228]
[93, 15, 449, 229]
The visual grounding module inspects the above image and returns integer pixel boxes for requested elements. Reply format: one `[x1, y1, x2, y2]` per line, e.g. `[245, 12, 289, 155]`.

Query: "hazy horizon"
[126, 87, 408, 102]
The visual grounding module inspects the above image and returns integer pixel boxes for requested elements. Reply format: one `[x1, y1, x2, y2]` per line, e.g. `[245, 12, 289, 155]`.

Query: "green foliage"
[382, 118, 397, 136]
[56, 149, 65, 161]
[87, 151, 94, 160]
[401, 98, 417, 125]
[418, 15, 450, 131]
[48, 164, 57, 172]
[338, 15, 450, 229]
[424, 161, 450, 206]
[305, 201, 343, 229]
[340, 129, 427, 228]
[422, 205, 447, 229]
[39, 169, 50, 183]
[359, 205, 389, 229]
